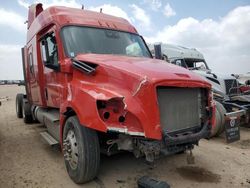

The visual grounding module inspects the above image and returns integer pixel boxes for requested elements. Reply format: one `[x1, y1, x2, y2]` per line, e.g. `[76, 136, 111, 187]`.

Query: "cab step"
[40, 131, 59, 146]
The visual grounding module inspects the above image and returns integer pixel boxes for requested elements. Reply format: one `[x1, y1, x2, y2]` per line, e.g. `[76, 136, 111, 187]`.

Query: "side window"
[40, 32, 59, 70]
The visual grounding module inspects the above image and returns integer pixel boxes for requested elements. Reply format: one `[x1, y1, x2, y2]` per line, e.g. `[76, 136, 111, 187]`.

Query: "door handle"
[45, 88, 48, 100]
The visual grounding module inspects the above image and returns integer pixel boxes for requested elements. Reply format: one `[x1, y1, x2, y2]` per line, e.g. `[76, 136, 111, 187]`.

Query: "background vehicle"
[16, 4, 214, 184]
[150, 43, 249, 135]
[237, 79, 250, 94]
[149, 44, 239, 98]
[237, 72, 250, 88]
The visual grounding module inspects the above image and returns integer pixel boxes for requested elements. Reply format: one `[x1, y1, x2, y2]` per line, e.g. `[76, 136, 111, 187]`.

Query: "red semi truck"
[16, 4, 214, 184]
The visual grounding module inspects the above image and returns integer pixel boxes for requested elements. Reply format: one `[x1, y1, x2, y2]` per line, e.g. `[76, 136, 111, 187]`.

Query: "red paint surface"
[24, 4, 213, 143]
[240, 85, 250, 93]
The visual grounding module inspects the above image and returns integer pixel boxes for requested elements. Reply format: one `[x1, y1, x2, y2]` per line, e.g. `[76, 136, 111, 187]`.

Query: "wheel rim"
[63, 129, 79, 170]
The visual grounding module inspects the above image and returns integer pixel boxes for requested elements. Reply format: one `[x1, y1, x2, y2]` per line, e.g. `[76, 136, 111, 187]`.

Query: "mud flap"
[224, 110, 244, 143]
[225, 116, 240, 143]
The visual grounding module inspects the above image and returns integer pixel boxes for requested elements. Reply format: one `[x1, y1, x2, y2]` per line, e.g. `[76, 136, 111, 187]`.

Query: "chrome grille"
[224, 79, 238, 95]
[157, 87, 206, 132]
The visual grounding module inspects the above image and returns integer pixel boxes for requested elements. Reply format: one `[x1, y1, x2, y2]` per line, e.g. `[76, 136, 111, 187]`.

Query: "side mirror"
[206, 69, 212, 74]
[154, 43, 163, 60]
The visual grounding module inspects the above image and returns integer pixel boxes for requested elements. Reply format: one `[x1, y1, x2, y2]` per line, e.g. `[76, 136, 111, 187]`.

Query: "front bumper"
[163, 121, 211, 146]
[135, 122, 211, 162]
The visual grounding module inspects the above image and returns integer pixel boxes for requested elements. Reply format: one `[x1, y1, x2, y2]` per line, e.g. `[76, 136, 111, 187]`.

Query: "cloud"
[18, 1, 131, 22]
[18, 0, 81, 9]
[17, 0, 29, 9]
[163, 3, 176, 17]
[40, 0, 81, 9]
[145, 6, 250, 74]
[0, 44, 23, 80]
[0, 8, 26, 32]
[130, 4, 151, 28]
[89, 4, 131, 22]
[143, 0, 162, 11]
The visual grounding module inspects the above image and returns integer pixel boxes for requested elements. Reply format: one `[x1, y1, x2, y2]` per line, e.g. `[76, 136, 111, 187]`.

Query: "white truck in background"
[150, 43, 250, 137]
[237, 73, 250, 85]
[150, 44, 239, 99]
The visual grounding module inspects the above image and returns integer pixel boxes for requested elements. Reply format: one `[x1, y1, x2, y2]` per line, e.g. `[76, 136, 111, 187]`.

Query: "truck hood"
[76, 54, 210, 88]
[192, 69, 236, 95]
[193, 69, 236, 80]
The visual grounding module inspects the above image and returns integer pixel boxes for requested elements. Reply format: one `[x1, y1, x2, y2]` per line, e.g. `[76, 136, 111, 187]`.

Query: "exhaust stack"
[27, 3, 43, 29]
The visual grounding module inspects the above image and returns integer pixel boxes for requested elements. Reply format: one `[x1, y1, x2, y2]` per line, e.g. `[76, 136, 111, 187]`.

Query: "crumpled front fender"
[60, 80, 149, 138]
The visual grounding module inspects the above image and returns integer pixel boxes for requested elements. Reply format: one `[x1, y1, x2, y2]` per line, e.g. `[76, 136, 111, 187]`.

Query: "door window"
[40, 32, 59, 70]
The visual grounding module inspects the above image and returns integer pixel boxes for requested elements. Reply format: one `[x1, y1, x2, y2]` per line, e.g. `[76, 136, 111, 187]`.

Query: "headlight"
[97, 98, 126, 123]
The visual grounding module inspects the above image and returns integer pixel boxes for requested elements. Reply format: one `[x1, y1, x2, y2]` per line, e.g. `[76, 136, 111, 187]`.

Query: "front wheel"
[63, 116, 100, 184]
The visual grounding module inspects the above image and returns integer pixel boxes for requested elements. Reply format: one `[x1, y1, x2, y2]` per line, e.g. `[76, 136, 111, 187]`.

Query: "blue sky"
[0, 0, 250, 79]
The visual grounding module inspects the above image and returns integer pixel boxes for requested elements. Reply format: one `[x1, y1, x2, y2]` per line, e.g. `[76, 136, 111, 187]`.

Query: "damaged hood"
[75, 53, 211, 88]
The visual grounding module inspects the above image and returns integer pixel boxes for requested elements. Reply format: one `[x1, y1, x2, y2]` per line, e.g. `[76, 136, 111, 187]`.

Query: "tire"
[210, 101, 227, 137]
[16, 93, 24, 118]
[63, 116, 100, 184]
[246, 112, 250, 127]
[215, 102, 227, 136]
[210, 105, 221, 137]
[214, 101, 226, 137]
[22, 99, 33, 123]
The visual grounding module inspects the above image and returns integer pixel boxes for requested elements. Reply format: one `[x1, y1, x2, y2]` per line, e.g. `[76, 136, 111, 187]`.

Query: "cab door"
[27, 44, 42, 104]
[39, 29, 62, 108]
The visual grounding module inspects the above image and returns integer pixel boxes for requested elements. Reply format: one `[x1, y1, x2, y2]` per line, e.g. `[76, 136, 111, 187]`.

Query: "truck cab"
[16, 4, 214, 184]
[159, 44, 242, 98]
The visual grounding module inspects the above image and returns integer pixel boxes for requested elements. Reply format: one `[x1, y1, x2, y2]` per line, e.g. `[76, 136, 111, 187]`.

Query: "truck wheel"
[214, 101, 226, 137]
[210, 101, 226, 137]
[16, 93, 24, 118]
[63, 116, 100, 184]
[22, 99, 33, 123]
[210, 106, 221, 137]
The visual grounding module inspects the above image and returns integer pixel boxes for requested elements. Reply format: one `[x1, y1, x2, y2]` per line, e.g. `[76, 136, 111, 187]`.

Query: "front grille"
[224, 79, 238, 95]
[157, 87, 207, 132]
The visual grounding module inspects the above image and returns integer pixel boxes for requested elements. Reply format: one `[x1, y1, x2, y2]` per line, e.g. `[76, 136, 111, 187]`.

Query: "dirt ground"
[0, 85, 250, 188]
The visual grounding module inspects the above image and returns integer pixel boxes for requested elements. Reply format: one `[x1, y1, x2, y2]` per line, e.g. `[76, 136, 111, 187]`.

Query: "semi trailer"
[16, 4, 214, 184]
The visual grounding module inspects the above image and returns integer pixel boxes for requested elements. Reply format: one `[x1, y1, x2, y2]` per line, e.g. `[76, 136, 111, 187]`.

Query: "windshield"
[61, 26, 151, 58]
[169, 58, 187, 68]
[169, 58, 210, 71]
[185, 59, 209, 70]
